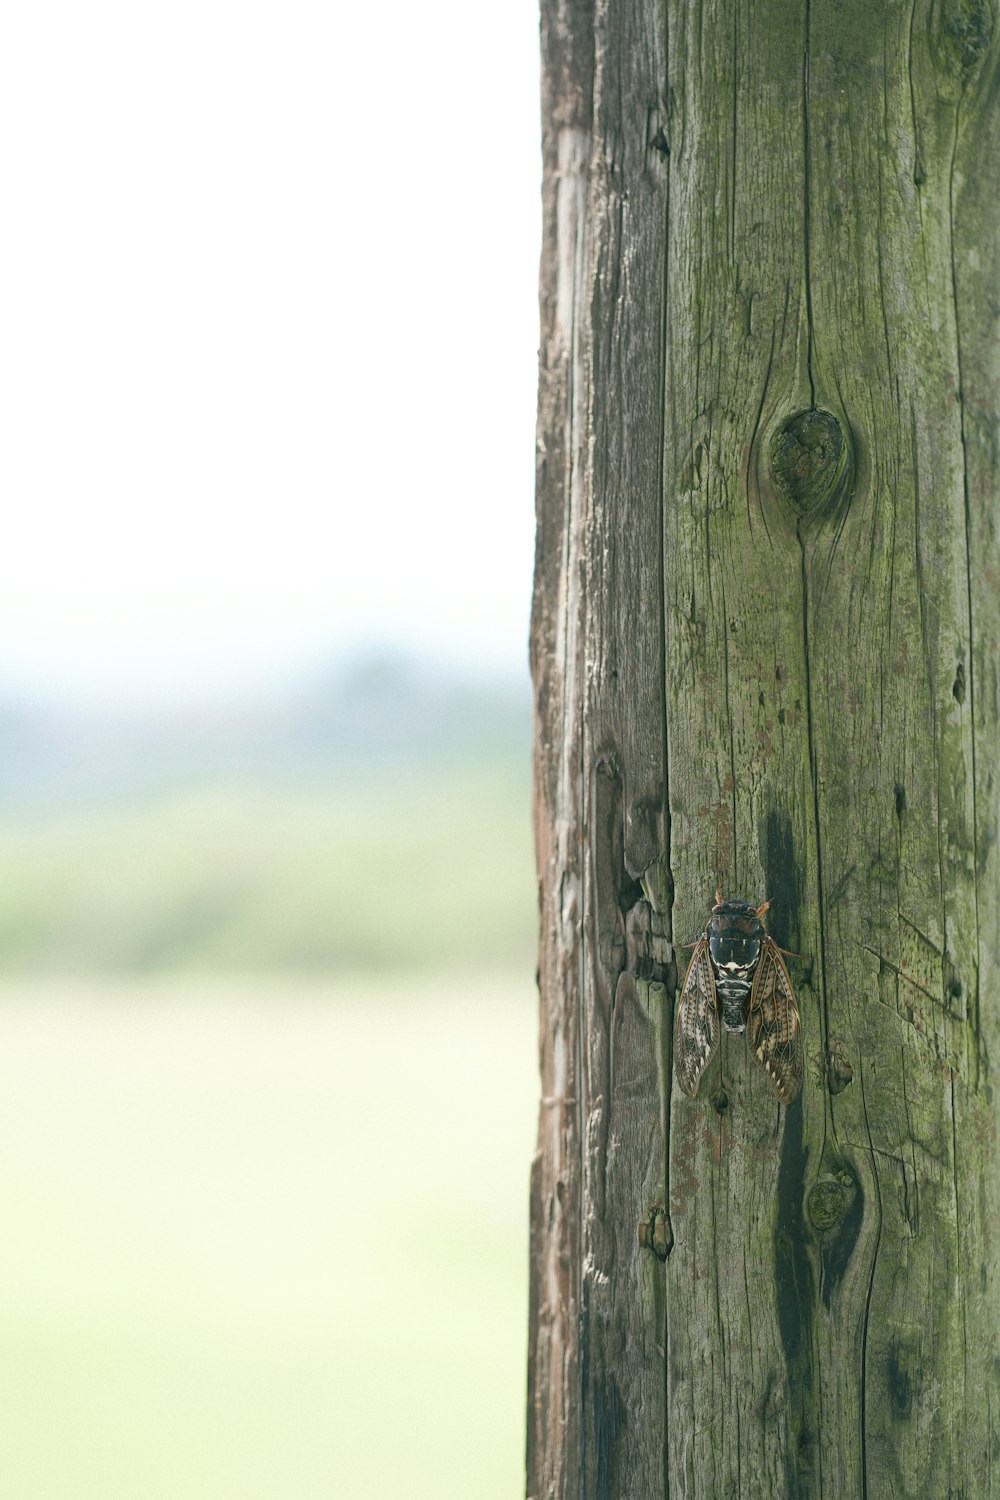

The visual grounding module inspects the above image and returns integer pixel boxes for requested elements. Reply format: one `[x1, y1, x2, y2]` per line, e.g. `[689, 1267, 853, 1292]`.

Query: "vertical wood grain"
[529, 1, 1000, 1495]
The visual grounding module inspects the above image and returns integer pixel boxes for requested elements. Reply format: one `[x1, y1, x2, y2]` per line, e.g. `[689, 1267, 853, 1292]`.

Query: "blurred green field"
[0, 975, 538, 1499]
[0, 677, 540, 1495]
[0, 755, 535, 975]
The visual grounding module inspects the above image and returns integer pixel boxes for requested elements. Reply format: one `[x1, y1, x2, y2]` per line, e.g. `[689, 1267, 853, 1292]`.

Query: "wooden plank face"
[577, 0, 672, 1494]
[798, 5, 1000, 1495]
[662, 2, 822, 1494]
[659, 1, 1000, 1496]
[528, 3, 595, 1494]
[530, 0, 1000, 1495]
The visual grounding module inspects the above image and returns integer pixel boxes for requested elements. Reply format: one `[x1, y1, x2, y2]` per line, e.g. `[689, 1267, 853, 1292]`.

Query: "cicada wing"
[674, 939, 719, 1098]
[747, 939, 803, 1104]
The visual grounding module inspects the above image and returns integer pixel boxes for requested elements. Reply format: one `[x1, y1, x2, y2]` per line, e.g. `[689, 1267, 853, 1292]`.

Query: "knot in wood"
[806, 1176, 850, 1233]
[768, 409, 853, 522]
[638, 1203, 673, 1260]
[826, 1041, 854, 1095]
[936, 0, 994, 78]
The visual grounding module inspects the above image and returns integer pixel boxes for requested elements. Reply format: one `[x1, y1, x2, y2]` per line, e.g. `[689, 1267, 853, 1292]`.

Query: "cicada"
[674, 892, 803, 1105]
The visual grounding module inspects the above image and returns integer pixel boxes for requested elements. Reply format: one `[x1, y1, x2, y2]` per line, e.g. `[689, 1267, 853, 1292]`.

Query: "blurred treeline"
[0, 656, 536, 976]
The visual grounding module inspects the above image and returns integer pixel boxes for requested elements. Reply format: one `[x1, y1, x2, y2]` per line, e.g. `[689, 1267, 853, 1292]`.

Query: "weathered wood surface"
[528, 2, 1000, 1497]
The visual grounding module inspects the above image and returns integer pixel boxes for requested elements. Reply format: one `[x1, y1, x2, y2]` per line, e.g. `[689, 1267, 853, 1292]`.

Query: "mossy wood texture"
[529, 2, 1000, 1497]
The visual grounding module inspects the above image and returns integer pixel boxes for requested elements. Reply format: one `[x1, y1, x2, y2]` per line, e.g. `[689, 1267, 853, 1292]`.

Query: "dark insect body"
[674, 892, 803, 1105]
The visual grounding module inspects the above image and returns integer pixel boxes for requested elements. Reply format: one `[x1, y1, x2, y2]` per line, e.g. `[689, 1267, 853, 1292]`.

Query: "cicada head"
[707, 897, 767, 975]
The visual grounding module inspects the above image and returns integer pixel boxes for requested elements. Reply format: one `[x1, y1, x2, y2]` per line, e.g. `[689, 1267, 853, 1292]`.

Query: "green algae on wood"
[529, 0, 1000, 1496]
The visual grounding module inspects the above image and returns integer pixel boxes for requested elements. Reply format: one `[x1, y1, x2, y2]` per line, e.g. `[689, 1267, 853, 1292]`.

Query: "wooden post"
[528, 2, 1000, 1496]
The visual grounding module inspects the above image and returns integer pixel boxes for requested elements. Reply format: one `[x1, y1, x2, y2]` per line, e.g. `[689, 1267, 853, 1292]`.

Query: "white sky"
[0, 1, 541, 706]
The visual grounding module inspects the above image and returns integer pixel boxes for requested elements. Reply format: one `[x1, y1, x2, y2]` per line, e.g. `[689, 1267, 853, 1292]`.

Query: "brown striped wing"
[674, 939, 719, 1098]
[747, 939, 803, 1104]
